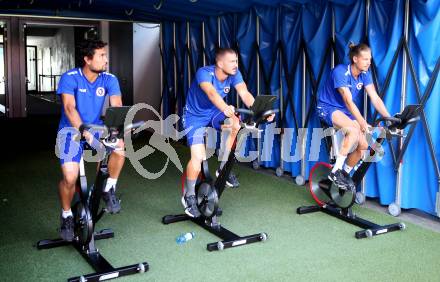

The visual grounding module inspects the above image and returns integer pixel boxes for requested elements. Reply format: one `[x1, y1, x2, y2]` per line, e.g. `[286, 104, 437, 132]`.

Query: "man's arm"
[109, 95, 123, 107]
[200, 82, 231, 113]
[235, 82, 275, 122]
[338, 87, 368, 128]
[234, 82, 255, 108]
[61, 94, 82, 129]
[365, 84, 390, 117]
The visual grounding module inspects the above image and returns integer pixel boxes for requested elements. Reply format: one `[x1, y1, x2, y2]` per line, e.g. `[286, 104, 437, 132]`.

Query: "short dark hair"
[78, 39, 107, 66]
[215, 47, 237, 63]
[348, 42, 370, 63]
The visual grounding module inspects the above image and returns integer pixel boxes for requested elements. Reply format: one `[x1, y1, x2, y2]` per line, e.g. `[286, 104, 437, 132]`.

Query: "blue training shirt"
[318, 64, 373, 110]
[57, 67, 121, 130]
[184, 65, 244, 115]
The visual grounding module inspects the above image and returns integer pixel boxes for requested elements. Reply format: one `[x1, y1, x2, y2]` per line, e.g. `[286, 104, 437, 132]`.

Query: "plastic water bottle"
[176, 232, 195, 245]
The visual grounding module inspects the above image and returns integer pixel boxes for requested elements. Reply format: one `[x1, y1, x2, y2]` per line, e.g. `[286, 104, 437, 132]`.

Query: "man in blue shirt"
[317, 43, 390, 189]
[181, 48, 273, 218]
[56, 40, 124, 241]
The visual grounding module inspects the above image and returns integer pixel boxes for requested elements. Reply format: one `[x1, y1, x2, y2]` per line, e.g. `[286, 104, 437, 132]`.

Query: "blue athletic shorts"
[56, 128, 102, 165]
[316, 104, 355, 126]
[182, 109, 226, 146]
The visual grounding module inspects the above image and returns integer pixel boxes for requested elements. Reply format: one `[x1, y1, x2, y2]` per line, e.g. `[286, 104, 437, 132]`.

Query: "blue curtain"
[219, 14, 238, 105]
[236, 8, 257, 101]
[220, 14, 235, 48]
[401, 0, 440, 215]
[175, 22, 189, 130]
[236, 9, 259, 160]
[366, 0, 404, 204]
[204, 17, 218, 65]
[161, 21, 176, 120]
[302, 0, 332, 178]
[160, 1, 440, 215]
[188, 22, 203, 81]
[255, 5, 281, 169]
[279, 4, 302, 176]
[333, 0, 366, 65]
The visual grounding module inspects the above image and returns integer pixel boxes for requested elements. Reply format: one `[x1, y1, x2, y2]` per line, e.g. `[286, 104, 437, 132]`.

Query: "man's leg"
[107, 146, 125, 188]
[182, 144, 205, 218]
[331, 111, 362, 168]
[330, 110, 362, 188]
[186, 144, 206, 191]
[345, 129, 369, 173]
[217, 115, 241, 187]
[58, 162, 79, 241]
[57, 131, 82, 241]
[181, 113, 207, 218]
[103, 140, 125, 214]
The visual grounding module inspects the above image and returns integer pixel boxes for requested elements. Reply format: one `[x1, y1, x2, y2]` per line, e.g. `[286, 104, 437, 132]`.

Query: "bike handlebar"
[235, 108, 279, 127]
[80, 121, 145, 136]
[79, 121, 145, 150]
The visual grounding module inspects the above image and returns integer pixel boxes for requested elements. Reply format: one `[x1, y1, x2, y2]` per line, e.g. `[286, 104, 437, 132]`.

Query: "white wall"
[132, 22, 161, 122]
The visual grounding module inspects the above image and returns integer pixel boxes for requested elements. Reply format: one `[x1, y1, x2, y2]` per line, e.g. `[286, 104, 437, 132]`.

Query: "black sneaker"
[341, 170, 356, 192]
[328, 169, 349, 190]
[102, 187, 121, 214]
[182, 195, 201, 218]
[216, 169, 240, 188]
[59, 215, 74, 242]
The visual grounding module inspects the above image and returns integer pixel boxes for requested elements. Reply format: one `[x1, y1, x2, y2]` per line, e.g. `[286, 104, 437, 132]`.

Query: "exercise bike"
[37, 106, 148, 282]
[163, 96, 277, 251]
[297, 104, 421, 239]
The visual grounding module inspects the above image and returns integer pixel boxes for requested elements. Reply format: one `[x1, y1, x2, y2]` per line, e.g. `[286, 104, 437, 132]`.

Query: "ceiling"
[0, 0, 314, 22]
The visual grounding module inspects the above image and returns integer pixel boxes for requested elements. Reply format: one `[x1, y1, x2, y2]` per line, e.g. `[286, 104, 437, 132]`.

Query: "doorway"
[24, 24, 99, 115]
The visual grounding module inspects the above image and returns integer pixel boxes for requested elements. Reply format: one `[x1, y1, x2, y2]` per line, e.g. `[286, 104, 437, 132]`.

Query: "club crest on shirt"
[96, 87, 105, 97]
[224, 87, 230, 94]
[356, 82, 363, 90]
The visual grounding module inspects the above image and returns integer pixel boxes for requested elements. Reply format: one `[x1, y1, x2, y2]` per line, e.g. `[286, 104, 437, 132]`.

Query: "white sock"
[62, 209, 73, 218]
[332, 154, 347, 173]
[343, 164, 353, 174]
[184, 178, 197, 197]
[104, 178, 117, 192]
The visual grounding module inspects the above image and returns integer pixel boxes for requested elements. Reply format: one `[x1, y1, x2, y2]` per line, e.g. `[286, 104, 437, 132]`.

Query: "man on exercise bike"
[317, 43, 390, 189]
[56, 39, 124, 241]
[182, 47, 274, 218]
